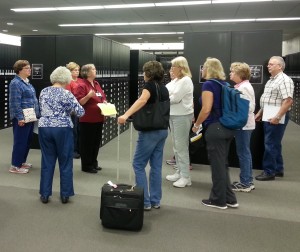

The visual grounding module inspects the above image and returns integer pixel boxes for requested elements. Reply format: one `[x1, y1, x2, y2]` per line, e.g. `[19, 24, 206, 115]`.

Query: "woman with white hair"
[38, 66, 85, 204]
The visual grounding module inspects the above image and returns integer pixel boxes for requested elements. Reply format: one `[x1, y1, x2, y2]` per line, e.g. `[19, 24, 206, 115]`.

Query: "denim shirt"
[9, 75, 40, 121]
[38, 87, 85, 128]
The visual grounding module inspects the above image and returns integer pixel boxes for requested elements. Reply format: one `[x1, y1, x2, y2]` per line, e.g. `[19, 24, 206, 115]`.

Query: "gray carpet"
[1, 121, 300, 252]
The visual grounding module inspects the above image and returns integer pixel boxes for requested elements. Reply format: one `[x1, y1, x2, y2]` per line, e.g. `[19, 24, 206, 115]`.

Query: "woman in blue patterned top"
[38, 66, 85, 204]
[9, 60, 40, 174]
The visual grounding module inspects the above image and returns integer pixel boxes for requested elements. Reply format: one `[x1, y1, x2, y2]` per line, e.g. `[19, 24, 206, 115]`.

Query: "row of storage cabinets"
[290, 78, 300, 126]
[0, 74, 131, 149]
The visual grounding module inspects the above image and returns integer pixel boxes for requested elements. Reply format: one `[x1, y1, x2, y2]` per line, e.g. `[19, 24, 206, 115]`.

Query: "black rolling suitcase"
[100, 122, 144, 231]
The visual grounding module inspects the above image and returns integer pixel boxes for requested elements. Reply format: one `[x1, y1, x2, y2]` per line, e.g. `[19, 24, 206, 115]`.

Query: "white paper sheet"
[262, 105, 285, 124]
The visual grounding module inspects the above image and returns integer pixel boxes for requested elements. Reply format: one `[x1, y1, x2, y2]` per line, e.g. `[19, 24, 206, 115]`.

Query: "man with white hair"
[255, 56, 294, 181]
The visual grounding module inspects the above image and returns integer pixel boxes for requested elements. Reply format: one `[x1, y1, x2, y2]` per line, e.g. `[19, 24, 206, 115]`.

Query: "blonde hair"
[171, 56, 192, 78]
[66, 62, 80, 71]
[230, 62, 251, 80]
[203, 57, 226, 80]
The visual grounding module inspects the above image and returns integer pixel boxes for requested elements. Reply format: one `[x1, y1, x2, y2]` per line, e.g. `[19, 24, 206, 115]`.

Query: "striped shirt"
[9, 75, 40, 121]
[260, 72, 294, 109]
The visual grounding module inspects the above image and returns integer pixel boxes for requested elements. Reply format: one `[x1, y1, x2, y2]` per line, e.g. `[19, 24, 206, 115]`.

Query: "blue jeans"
[262, 113, 289, 175]
[234, 130, 253, 186]
[133, 129, 168, 207]
[39, 127, 74, 198]
[11, 118, 34, 167]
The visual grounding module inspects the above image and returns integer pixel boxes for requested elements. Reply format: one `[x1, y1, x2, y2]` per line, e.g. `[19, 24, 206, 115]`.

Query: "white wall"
[282, 36, 300, 56]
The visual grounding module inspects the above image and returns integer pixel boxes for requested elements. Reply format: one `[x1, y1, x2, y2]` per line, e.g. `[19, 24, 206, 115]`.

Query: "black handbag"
[133, 83, 170, 131]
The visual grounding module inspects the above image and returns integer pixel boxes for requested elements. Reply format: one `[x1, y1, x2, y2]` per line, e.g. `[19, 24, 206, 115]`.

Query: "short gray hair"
[80, 64, 95, 79]
[50, 66, 72, 85]
[270, 56, 286, 70]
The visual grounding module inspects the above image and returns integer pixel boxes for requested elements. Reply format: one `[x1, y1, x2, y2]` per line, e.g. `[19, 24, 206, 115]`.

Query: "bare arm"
[192, 91, 213, 132]
[79, 89, 95, 106]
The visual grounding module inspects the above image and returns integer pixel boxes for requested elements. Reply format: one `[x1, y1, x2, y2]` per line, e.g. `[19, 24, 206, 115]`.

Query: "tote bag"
[133, 83, 170, 131]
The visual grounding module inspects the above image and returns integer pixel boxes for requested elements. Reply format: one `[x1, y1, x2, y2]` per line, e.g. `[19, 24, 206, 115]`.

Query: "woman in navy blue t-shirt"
[192, 57, 237, 210]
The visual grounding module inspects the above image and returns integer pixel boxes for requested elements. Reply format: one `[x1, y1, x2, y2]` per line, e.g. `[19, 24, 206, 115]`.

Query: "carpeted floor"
[0, 121, 300, 252]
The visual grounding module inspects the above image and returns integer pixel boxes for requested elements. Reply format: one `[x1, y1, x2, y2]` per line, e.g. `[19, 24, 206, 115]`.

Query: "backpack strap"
[210, 78, 230, 87]
[208, 79, 228, 118]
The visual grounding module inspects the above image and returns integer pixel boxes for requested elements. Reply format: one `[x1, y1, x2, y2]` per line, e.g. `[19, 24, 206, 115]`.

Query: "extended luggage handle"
[117, 119, 133, 182]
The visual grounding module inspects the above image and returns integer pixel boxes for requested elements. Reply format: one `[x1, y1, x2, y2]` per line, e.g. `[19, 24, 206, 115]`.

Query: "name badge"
[96, 92, 102, 97]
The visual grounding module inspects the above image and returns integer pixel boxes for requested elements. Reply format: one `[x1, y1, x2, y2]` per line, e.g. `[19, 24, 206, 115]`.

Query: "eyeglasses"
[22, 67, 31, 70]
[267, 63, 279, 66]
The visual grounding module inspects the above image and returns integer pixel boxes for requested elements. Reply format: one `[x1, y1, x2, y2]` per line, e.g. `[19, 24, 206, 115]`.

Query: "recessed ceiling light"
[2, 30, 8, 32]
[32, 29, 38, 32]
[7, 23, 14, 26]
[137, 37, 143, 40]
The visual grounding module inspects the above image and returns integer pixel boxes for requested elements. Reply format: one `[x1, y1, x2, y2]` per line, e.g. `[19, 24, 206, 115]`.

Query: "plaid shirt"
[9, 75, 40, 121]
[260, 72, 294, 109]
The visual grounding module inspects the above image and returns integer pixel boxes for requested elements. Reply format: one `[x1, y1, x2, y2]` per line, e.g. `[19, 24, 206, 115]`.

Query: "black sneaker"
[201, 199, 227, 210]
[275, 171, 284, 177]
[226, 201, 239, 208]
[255, 172, 275, 181]
[249, 182, 255, 190]
[231, 182, 252, 192]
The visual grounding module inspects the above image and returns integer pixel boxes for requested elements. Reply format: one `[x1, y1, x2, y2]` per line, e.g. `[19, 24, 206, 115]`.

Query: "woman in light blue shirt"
[38, 66, 85, 204]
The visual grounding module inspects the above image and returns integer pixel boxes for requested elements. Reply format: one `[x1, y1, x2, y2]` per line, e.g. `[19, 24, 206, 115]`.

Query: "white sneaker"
[166, 171, 180, 182]
[9, 166, 29, 174]
[22, 163, 32, 169]
[173, 177, 192, 188]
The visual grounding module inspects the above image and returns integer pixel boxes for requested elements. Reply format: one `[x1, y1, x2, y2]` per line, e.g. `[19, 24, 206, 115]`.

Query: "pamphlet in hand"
[190, 124, 203, 143]
[97, 103, 118, 117]
[262, 105, 285, 124]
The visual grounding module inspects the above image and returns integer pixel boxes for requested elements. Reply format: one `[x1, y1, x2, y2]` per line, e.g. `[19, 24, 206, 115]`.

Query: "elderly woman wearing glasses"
[9, 60, 40, 174]
[165, 56, 194, 188]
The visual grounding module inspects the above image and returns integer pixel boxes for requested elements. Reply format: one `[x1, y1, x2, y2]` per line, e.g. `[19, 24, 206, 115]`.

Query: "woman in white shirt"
[229, 62, 256, 192]
[166, 56, 194, 188]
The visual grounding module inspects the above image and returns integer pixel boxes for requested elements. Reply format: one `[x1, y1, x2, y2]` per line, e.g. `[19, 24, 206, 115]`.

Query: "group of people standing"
[119, 55, 293, 211]
[9, 60, 107, 204]
[8, 55, 294, 210]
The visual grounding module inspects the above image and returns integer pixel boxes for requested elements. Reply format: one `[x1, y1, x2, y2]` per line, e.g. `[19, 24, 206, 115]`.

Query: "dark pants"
[262, 112, 289, 175]
[39, 127, 74, 197]
[79, 122, 103, 171]
[71, 115, 80, 154]
[205, 122, 236, 205]
[11, 118, 34, 167]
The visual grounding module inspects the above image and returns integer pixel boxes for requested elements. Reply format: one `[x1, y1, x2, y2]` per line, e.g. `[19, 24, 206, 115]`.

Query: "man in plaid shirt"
[255, 56, 294, 181]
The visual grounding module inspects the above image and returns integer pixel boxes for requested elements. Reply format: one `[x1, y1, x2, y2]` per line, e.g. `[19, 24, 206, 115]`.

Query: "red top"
[74, 79, 107, 123]
[65, 78, 83, 95]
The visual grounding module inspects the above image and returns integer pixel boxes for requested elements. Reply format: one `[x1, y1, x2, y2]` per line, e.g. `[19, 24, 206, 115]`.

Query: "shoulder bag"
[133, 83, 170, 131]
